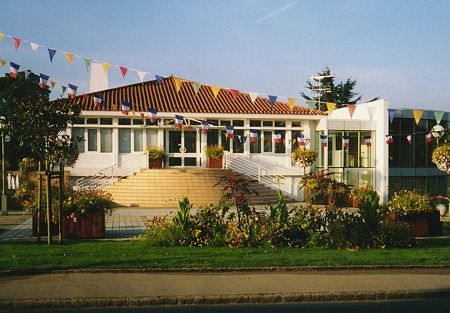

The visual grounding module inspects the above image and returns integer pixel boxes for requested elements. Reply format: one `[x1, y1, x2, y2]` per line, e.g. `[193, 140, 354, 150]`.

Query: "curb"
[2, 290, 450, 310]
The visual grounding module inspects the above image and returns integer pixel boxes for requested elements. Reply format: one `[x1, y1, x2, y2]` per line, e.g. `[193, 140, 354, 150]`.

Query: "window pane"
[264, 131, 272, 152]
[119, 128, 131, 153]
[146, 129, 158, 148]
[250, 130, 261, 153]
[233, 129, 244, 153]
[134, 129, 143, 151]
[100, 118, 112, 125]
[100, 128, 112, 153]
[119, 118, 131, 125]
[72, 128, 85, 153]
[87, 129, 97, 151]
[87, 118, 98, 124]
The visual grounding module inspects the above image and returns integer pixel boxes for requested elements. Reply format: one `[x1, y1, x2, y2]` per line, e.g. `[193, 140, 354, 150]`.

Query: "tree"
[0, 72, 81, 244]
[301, 66, 362, 111]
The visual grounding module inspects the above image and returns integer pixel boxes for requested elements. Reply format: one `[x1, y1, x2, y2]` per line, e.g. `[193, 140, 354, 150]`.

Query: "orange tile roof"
[74, 76, 325, 116]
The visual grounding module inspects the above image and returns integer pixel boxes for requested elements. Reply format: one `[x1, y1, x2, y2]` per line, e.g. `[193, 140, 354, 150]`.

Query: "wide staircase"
[103, 168, 290, 209]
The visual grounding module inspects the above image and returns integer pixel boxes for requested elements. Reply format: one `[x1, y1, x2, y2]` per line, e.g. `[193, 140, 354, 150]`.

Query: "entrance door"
[167, 129, 199, 167]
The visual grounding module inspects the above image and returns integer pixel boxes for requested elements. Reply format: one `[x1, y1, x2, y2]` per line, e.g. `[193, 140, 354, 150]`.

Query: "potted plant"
[63, 188, 114, 238]
[431, 144, 450, 173]
[351, 185, 380, 208]
[146, 146, 167, 169]
[291, 147, 317, 174]
[386, 189, 441, 236]
[205, 144, 224, 168]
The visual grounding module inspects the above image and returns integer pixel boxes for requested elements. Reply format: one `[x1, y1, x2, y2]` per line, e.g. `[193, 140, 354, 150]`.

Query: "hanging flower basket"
[432, 144, 450, 173]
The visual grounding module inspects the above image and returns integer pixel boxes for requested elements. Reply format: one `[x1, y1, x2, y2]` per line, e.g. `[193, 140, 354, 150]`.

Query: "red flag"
[386, 135, 394, 144]
[230, 89, 240, 101]
[13, 37, 21, 50]
[425, 133, 433, 143]
[119, 66, 128, 78]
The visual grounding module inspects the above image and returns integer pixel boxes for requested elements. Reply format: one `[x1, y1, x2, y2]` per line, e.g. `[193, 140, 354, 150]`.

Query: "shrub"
[302, 171, 350, 208]
[388, 190, 434, 216]
[205, 144, 224, 158]
[376, 222, 415, 248]
[141, 216, 182, 247]
[146, 146, 167, 160]
[291, 148, 317, 167]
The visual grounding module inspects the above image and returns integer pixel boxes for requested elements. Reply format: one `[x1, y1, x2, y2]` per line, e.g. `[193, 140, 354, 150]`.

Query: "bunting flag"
[83, 58, 91, 71]
[30, 42, 39, 51]
[425, 133, 433, 143]
[93, 93, 103, 109]
[24, 70, 30, 79]
[249, 129, 258, 143]
[50, 80, 56, 89]
[61, 85, 67, 95]
[434, 111, 445, 125]
[149, 108, 158, 123]
[175, 115, 184, 128]
[9, 62, 19, 78]
[101, 62, 110, 75]
[0, 33, 4, 42]
[0, 59, 5, 67]
[364, 135, 372, 147]
[347, 104, 356, 118]
[67, 84, 78, 98]
[174, 78, 183, 92]
[140, 112, 145, 120]
[406, 134, 413, 144]
[119, 66, 128, 78]
[388, 109, 397, 123]
[13, 37, 21, 50]
[121, 101, 131, 115]
[230, 89, 239, 101]
[288, 98, 296, 111]
[201, 120, 209, 134]
[268, 95, 277, 108]
[320, 135, 328, 147]
[155, 75, 164, 85]
[249, 92, 258, 103]
[226, 125, 234, 139]
[210, 86, 221, 98]
[192, 82, 201, 95]
[137, 71, 146, 82]
[412, 109, 423, 125]
[326, 102, 336, 114]
[39, 74, 49, 89]
[386, 135, 394, 144]
[297, 134, 305, 146]
[48, 48, 56, 62]
[343, 135, 350, 149]
[65, 53, 74, 65]
[274, 133, 282, 144]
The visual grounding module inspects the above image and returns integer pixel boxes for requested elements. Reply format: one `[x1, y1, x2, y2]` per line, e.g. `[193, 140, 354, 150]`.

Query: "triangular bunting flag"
[388, 109, 396, 123]
[50, 80, 56, 89]
[192, 82, 201, 95]
[226, 125, 234, 139]
[201, 120, 209, 135]
[30, 42, 39, 51]
[84, 58, 91, 71]
[364, 136, 372, 147]
[425, 133, 433, 143]
[412, 109, 423, 125]
[61, 85, 67, 95]
[101, 62, 110, 75]
[24, 70, 30, 79]
[347, 104, 356, 118]
[211, 86, 221, 98]
[249, 129, 258, 143]
[121, 101, 131, 115]
[386, 135, 394, 144]
[137, 71, 146, 82]
[343, 135, 350, 149]
[39, 74, 49, 89]
[48, 48, 56, 62]
[434, 111, 445, 125]
[68, 84, 77, 98]
[249, 92, 258, 103]
[320, 135, 328, 147]
[9, 62, 20, 78]
[326, 102, 336, 113]
[155, 75, 164, 85]
[174, 78, 183, 92]
[0, 33, 4, 42]
[268, 95, 277, 108]
[0, 59, 5, 67]
[406, 134, 413, 144]
[288, 98, 296, 111]
[149, 108, 158, 123]
[65, 53, 74, 65]
[175, 115, 184, 128]
[13, 37, 21, 50]
[230, 89, 239, 101]
[297, 134, 305, 146]
[119, 66, 128, 78]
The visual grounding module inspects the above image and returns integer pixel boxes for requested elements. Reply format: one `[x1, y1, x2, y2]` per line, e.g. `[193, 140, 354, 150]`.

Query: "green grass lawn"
[1, 237, 449, 273]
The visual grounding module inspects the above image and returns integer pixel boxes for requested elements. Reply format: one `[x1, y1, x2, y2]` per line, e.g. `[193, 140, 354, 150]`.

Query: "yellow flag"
[50, 81, 56, 89]
[211, 86, 221, 98]
[0, 59, 5, 67]
[66, 53, 74, 65]
[288, 98, 296, 111]
[101, 62, 110, 75]
[174, 78, 183, 92]
[412, 109, 423, 125]
[0, 33, 4, 42]
[326, 102, 336, 113]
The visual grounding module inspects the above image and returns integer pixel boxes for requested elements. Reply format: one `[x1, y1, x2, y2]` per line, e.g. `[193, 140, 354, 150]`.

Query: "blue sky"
[1, 0, 449, 112]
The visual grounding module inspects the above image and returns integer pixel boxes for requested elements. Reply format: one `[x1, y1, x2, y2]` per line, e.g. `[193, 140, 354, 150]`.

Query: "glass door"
[167, 129, 199, 167]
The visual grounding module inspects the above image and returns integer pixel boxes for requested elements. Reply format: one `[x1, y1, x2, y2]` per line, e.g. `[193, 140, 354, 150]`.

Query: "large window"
[71, 128, 85, 153]
[87, 129, 97, 152]
[134, 129, 144, 151]
[100, 128, 112, 153]
[119, 129, 131, 153]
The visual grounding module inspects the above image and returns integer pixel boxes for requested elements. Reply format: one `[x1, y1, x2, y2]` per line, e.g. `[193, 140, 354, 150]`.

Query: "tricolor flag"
[149, 108, 158, 123]
[201, 120, 209, 134]
[121, 101, 131, 115]
[9, 62, 20, 78]
[175, 115, 184, 128]
[406, 134, 413, 144]
[39, 74, 49, 89]
[320, 135, 328, 147]
[364, 135, 372, 147]
[226, 125, 234, 139]
[93, 93, 103, 109]
[297, 134, 305, 146]
[249, 129, 258, 143]
[67, 84, 78, 98]
[274, 133, 282, 144]
[425, 133, 433, 143]
[343, 135, 350, 149]
[140, 112, 145, 120]
[386, 135, 394, 144]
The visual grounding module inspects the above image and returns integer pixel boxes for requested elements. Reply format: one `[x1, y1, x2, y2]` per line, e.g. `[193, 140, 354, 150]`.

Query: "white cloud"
[257, 1, 297, 23]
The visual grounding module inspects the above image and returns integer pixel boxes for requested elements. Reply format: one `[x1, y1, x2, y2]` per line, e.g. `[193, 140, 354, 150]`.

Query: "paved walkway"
[0, 208, 173, 241]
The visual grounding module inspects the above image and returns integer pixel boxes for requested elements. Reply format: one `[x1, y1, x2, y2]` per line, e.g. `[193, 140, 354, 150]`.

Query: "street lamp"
[1, 116, 8, 216]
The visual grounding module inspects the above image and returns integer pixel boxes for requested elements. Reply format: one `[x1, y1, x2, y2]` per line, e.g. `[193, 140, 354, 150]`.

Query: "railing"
[76, 153, 147, 189]
[223, 152, 304, 197]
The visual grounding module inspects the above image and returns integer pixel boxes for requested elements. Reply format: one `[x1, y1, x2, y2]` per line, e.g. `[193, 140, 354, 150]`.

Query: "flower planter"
[207, 157, 223, 169]
[384, 211, 442, 237]
[63, 212, 105, 239]
[148, 158, 163, 169]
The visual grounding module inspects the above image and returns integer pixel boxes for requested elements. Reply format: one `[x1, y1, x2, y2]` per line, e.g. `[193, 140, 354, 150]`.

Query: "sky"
[1, 0, 449, 112]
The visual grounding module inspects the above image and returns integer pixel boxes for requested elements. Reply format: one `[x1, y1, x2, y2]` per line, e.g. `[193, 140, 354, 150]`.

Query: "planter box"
[207, 157, 223, 169]
[384, 211, 442, 237]
[148, 158, 163, 169]
[63, 212, 105, 239]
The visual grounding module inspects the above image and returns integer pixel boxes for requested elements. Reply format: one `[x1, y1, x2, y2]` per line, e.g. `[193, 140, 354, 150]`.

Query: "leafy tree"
[301, 66, 362, 111]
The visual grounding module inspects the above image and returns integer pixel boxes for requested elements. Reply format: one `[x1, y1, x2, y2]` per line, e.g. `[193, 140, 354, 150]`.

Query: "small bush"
[376, 222, 415, 248]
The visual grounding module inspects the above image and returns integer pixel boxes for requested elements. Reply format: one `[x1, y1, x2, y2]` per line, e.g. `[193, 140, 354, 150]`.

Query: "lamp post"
[310, 74, 334, 109]
[1, 116, 8, 216]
